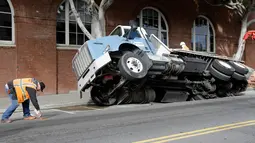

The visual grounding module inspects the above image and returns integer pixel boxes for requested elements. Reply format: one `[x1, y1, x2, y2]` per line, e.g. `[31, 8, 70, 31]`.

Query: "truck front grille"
[72, 42, 93, 80]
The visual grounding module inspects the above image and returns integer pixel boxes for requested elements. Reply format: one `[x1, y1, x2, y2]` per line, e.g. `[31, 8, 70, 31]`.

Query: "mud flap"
[160, 91, 189, 103]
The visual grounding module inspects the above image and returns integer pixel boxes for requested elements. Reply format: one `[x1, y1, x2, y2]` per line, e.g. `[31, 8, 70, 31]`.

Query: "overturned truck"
[72, 22, 252, 106]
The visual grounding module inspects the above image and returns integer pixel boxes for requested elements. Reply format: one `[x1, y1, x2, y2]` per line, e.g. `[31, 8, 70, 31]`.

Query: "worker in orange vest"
[1, 78, 45, 123]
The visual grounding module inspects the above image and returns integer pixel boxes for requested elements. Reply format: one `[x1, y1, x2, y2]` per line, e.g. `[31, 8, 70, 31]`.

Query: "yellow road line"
[133, 120, 255, 143]
[153, 122, 255, 143]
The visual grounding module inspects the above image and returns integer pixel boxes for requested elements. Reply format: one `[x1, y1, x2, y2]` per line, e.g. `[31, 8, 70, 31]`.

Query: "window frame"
[56, 0, 92, 49]
[138, 7, 169, 46]
[192, 15, 216, 53]
[110, 27, 122, 36]
[0, 0, 15, 46]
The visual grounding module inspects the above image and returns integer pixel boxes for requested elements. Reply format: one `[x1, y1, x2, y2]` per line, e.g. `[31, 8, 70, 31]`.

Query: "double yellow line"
[134, 120, 255, 143]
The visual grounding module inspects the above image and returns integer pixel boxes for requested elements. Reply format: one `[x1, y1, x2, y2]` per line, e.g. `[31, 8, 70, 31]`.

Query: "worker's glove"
[34, 109, 42, 117]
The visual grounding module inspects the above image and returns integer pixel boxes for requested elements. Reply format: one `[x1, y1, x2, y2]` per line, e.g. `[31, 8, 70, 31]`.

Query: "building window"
[0, 0, 14, 45]
[137, 7, 169, 46]
[56, 0, 92, 47]
[191, 16, 215, 53]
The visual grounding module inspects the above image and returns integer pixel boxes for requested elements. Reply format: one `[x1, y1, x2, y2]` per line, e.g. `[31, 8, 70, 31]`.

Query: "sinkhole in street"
[56, 105, 107, 111]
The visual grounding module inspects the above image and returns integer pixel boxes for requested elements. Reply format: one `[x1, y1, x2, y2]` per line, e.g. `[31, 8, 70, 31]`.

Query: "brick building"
[0, 0, 254, 97]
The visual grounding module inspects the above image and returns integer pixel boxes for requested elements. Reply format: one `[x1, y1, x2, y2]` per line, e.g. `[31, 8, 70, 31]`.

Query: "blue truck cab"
[72, 23, 173, 93]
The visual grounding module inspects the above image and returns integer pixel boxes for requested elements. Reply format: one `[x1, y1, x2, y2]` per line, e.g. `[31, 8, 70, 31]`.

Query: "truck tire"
[211, 59, 235, 76]
[209, 64, 231, 81]
[153, 88, 166, 102]
[90, 86, 117, 106]
[228, 61, 248, 75]
[131, 89, 146, 103]
[118, 51, 148, 80]
[232, 72, 246, 81]
[116, 90, 132, 105]
[144, 87, 156, 103]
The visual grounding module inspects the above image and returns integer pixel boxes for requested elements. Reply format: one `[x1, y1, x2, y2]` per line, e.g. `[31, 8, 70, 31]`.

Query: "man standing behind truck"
[1, 78, 45, 123]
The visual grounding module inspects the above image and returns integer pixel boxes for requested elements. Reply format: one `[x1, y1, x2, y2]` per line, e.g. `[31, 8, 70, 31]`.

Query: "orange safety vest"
[13, 78, 37, 103]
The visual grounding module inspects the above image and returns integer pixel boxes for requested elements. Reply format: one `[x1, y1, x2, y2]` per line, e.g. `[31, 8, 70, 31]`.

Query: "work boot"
[24, 116, 36, 120]
[1, 119, 12, 123]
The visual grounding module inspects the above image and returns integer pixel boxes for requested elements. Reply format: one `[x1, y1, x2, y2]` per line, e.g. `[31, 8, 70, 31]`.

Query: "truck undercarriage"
[79, 49, 249, 106]
[72, 24, 254, 106]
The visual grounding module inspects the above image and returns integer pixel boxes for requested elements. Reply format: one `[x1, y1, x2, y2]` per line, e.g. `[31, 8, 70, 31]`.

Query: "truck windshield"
[123, 29, 142, 38]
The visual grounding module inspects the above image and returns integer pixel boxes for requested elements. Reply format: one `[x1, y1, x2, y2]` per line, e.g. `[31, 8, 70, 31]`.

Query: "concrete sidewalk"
[0, 91, 93, 114]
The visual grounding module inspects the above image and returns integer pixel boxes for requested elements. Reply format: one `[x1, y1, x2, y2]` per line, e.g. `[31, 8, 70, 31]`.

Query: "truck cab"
[109, 25, 172, 56]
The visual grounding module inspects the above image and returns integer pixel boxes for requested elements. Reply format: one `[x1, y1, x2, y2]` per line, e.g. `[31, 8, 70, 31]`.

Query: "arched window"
[0, 0, 14, 45]
[56, 0, 92, 47]
[137, 7, 169, 46]
[191, 16, 215, 53]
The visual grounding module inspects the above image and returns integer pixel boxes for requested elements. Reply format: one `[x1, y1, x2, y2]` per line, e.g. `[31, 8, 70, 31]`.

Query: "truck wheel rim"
[219, 60, 232, 69]
[126, 57, 143, 73]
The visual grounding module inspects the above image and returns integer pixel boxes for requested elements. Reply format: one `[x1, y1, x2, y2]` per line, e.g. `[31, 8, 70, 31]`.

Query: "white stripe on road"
[50, 109, 76, 114]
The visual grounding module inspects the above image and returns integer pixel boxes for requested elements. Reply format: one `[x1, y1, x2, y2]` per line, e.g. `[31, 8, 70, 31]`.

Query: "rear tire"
[209, 59, 235, 81]
[227, 61, 248, 81]
[209, 64, 231, 81]
[90, 86, 117, 106]
[131, 89, 146, 103]
[153, 88, 167, 102]
[144, 87, 156, 103]
[211, 59, 235, 76]
[228, 61, 248, 75]
[232, 72, 246, 81]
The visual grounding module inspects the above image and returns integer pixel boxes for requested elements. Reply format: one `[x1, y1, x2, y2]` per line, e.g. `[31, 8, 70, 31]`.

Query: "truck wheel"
[215, 82, 233, 97]
[90, 86, 117, 106]
[211, 59, 235, 76]
[116, 90, 132, 105]
[118, 51, 148, 80]
[235, 80, 248, 93]
[232, 72, 246, 81]
[153, 88, 166, 102]
[144, 87, 156, 103]
[228, 61, 248, 75]
[209, 64, 231, 81]
[192, 95, 204, 100]
[131, 89, 146, 103]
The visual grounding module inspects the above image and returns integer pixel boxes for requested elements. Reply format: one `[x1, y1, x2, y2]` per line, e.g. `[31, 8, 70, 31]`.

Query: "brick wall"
[106, 0, 241, 54]
[0, 0, 62, 97]
[0, 47, 16, 96]
[57, 49, 77, 94]
[12, 0, 62, 95]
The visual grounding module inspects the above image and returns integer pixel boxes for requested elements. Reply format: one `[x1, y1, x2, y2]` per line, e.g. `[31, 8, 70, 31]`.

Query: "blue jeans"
[1, 85, 31, 120]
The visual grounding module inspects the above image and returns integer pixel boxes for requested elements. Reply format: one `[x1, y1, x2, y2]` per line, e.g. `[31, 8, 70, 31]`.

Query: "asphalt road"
[1, 91, 255, 143]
